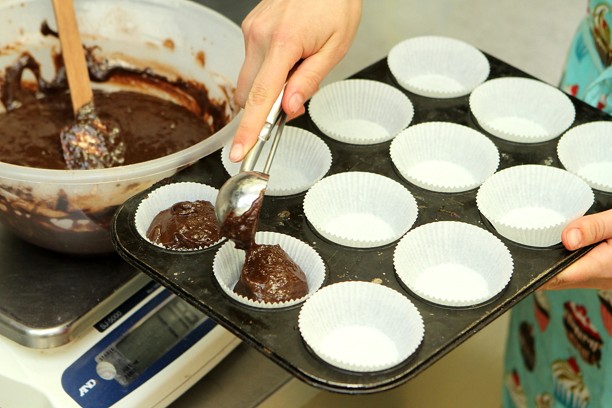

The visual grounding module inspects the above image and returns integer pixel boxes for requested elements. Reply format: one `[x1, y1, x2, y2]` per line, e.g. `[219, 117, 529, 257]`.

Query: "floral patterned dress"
[502, 2, 612, 407]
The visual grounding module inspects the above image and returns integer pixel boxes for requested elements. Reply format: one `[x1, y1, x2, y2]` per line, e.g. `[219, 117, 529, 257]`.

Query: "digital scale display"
[95, 296, 206, 386]
[62, 287, 218, 408]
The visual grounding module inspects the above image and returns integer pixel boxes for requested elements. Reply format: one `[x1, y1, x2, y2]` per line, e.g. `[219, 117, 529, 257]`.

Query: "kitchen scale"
[0, 225, 240, 408]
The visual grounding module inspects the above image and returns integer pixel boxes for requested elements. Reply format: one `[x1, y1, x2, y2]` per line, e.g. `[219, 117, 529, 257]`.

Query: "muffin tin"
[111, 53, 612, 393]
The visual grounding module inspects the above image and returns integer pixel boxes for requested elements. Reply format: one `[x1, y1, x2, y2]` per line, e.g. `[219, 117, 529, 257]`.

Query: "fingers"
[541, 209, 612, 290]
[235, 4, 267, 108]
[231, 46, 352, 162]
[230, 47, 299, 162]
[541, 239, 612, 290]
[562, 208, 612, 250]
[283, 50, 341, 116]
[235, 48, 264, 109]
[231, 5, 302, 162]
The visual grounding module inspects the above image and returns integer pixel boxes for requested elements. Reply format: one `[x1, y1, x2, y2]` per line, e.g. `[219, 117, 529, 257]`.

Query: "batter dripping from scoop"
[219, 165, 308, 303]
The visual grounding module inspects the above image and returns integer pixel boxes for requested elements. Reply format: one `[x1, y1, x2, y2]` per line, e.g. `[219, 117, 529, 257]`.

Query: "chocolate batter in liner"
[234, 243, 309, 303]
[146, 199, 221, 250]
[218, 191, 309, 303]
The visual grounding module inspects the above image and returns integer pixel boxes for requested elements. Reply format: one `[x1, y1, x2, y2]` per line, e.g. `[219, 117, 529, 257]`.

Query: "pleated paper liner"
[298, 281, 424, 372]
[303, 171, 418, 248]
[212, 231, 326, 309]
[308, 79, 414, 145]
[557, 121, 612, 193]
[390, 122, 499, 193]
[221, 126, 333, 196]
[476, 165, 594, 247]
[387, 35, 490, 98]
[470, 77, 575, 143]
[133, 181, 223, 251]
[394, 221, 513, 307]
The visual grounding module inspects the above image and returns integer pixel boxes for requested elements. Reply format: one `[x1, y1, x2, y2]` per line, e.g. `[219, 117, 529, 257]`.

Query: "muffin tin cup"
[390, 122, 499, 192]
[469, 77, 576, 143]
[134, 181, 222, 251]
[476, 165, 594, 247]
[221, 126, 333, 196]
[394, 221, 514, 307]
[308, 79, 414, 145]
[303, 171, 418, 248]
[387, 35, 490, 98]
[557, 121, 612, 193]
[298, 281, 424, 372]
[213, 231, 326, 309]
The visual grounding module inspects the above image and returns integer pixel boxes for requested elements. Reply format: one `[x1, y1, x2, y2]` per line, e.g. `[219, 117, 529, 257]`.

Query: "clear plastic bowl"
[0, 0, 244, 253]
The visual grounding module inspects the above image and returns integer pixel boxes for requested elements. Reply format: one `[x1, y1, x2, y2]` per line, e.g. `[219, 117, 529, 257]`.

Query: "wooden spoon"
[51, 0, 124, 169]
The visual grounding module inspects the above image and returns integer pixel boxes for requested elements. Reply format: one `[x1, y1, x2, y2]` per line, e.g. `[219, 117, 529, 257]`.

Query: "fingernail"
[229, 143, 243, 162]
[566, 228, 582, 249]
[288, 93, 305, 114]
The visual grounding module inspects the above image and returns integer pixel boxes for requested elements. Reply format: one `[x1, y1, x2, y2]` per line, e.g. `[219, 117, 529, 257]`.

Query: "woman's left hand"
[541, 208, 612, 290]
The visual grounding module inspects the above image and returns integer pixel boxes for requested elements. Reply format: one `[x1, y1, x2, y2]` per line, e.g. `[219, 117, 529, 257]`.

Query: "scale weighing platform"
[0, 225, 240, 408]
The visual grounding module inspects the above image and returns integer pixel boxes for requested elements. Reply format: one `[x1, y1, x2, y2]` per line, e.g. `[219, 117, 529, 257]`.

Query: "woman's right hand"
[229, 0, 362, 163]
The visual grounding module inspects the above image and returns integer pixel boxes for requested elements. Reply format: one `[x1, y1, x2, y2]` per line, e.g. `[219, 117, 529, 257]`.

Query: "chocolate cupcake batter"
[234, 243, 308, 303]
[219, 190, 265, 251]
[146, 200, 220, 250]
[0, 46, 229, 170]
[0, 26, 234, 253]
[218, 187, 308, 302]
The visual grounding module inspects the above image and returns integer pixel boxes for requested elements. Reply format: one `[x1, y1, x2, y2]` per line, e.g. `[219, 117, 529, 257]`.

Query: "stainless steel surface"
[0, 223, 149, 348]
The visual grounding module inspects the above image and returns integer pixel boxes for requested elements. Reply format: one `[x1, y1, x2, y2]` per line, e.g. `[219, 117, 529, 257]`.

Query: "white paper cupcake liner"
[469, 77, 575, 143]
[557, 121, 612, 193]
[303, 172, 418, 248]
[308, 79, 414, 145]
[221, 126, 333, 196]
[298, 281, 424, 372]
[390, 122, 499, 192]
[134, 182, 222, 251]
[387, 36, 490, 98]
[476, 165, 594, 247]
[394, 221, 513, 307]
[213, 231, 326, 309]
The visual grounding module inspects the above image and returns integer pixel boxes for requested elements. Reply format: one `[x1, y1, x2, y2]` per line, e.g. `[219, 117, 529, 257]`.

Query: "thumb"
[562, 208, 612, 250]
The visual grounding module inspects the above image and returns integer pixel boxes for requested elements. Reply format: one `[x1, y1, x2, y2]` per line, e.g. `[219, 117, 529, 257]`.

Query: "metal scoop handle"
[240, 86, 286, 173]
[262, 112, 287, 174]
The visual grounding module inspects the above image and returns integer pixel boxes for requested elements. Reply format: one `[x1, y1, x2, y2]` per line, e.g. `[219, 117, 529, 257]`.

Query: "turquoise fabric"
[502, 2, 612, 407]
[503, 290, 612, 407]
[559, 2, 612, 114]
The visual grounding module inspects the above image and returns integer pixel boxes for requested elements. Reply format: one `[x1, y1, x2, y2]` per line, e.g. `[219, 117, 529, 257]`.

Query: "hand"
[229, 0, 362, 162]
[542, 208, 612, 290]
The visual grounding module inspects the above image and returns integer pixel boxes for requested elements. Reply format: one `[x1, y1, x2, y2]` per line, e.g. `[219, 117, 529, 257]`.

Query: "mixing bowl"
[0, 0, 243, 254]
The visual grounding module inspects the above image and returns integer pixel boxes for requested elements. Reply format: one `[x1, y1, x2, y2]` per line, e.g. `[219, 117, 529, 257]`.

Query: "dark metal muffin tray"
[111, 54, 611, 393]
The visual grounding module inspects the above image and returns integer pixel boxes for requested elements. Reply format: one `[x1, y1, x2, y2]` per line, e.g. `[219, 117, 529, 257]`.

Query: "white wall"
[328, 0, 585, 85]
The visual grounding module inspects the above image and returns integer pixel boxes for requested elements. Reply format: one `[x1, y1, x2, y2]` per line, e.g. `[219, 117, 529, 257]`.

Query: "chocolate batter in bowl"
[0, 0, 244, 254]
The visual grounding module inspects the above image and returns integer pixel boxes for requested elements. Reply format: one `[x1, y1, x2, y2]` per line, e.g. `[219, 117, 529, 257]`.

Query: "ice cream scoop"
[216, 88, 287, 246]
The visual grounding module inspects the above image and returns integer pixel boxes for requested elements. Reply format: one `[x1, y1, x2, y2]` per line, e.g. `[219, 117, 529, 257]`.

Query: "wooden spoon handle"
[51, 0, 93, 115]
